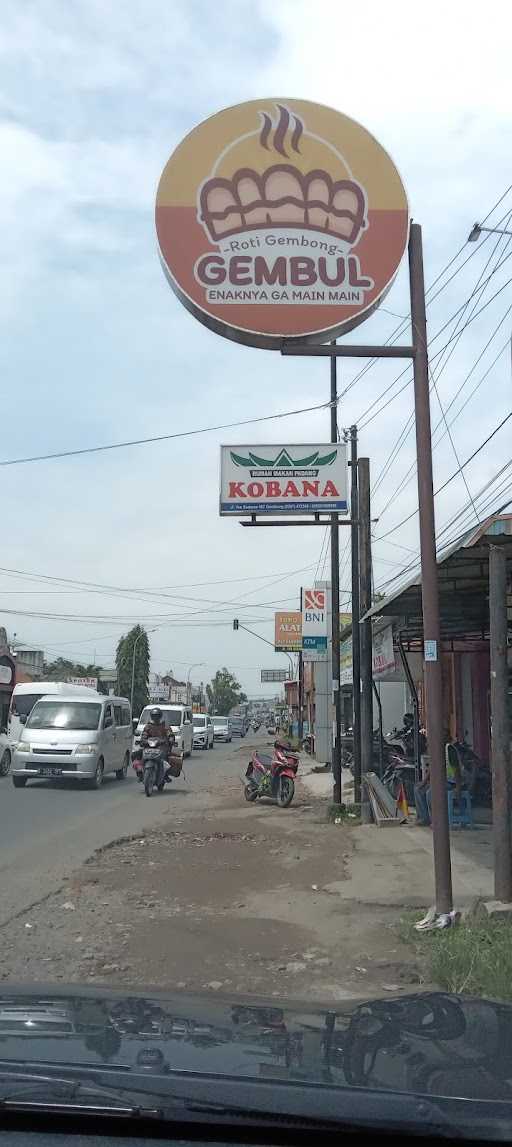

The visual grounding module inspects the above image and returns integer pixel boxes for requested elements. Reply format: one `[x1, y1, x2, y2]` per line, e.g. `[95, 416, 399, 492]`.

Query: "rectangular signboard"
[302, 586, 328, 662]
[261, 669, 289, 683]
[372, 625, 396, 677]
[67, 676, 98, 690]
[274, 610, 302, 652]
[220, 444, 348, 515]
[340, 637, 353, 686]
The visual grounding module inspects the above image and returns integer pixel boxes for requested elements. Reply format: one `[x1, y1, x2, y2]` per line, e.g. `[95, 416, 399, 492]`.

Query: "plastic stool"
[447, 787, 473, 828]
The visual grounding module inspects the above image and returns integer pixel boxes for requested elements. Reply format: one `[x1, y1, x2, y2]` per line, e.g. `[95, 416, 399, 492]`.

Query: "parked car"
[213, 716, 232, 742]
[230, 716, 246, 738]
[12, 695, 132, 789]
[0, 724, 11, 776]
[193, 712, 214, 750]
[134, 704, 194, 758]
[8, 680, 98, 747]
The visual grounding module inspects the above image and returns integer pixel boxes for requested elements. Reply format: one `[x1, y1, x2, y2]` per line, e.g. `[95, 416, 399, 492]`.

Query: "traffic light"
[233, 619, 239, 630]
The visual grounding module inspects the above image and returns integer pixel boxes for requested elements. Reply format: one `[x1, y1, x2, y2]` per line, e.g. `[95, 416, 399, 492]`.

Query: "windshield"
[10, 693, 41, 718]
[139, 707, 182, 728]
[26, 701, 101, 731]
[3, 6, 510, 1131]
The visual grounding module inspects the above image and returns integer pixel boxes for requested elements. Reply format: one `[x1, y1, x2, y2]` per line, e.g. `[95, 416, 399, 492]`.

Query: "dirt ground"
[0, 770, 423, 1002]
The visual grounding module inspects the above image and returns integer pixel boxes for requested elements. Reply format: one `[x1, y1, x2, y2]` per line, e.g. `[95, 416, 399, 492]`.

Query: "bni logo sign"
[304, 589, 325, 612]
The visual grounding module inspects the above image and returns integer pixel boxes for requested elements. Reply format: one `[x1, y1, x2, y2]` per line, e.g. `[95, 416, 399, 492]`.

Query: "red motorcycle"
[243, 740, 299, 808]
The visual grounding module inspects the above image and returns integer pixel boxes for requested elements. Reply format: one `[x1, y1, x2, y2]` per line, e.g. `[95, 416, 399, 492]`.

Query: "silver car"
[212, 716, 232, 742]
[12, 695, 132, 790]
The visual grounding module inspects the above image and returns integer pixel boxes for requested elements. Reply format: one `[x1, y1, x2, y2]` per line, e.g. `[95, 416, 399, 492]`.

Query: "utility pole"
[409, 222, 453, 916]
[350, 426, 361, 803]
[489, 544, 512, 901]
[298, 587, 304, 742]
[331, 347, 343, 804]
[358, 456, 372, 823]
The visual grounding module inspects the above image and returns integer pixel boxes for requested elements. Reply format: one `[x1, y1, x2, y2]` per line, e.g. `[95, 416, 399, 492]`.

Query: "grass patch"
[399, 909, 512, 1001]
[327, 802, 360, 824]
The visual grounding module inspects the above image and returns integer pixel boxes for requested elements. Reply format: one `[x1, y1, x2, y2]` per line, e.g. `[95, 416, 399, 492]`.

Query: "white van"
[134, 703, 194, 757]
[8, 681, 98, 746]
[12, 694, 132, 789]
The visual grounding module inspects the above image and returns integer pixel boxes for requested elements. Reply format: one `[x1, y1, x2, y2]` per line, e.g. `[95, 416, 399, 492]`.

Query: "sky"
[0, 0, 511, 698]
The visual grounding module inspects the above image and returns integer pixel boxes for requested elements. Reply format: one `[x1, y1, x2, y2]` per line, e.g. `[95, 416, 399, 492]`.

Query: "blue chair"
[447, 787, 473, 828]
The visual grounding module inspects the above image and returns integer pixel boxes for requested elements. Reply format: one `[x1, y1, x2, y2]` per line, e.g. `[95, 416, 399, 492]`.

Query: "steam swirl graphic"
[259, 105, 303, 156]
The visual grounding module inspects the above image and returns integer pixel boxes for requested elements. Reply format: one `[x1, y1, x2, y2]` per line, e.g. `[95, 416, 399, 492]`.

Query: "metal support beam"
[281, 344, 415, 358]
[409, 222, 453, 915]
[298, 587, 304, 743]
[489, 544, 512, 902]
[240, 519, 353, 527]
[372, 679, 384, 776]
[350, 427, 361, 804]
[331, 347, 342, 805]
[397, 634, 421, 782]
[358, 456, 372, 823]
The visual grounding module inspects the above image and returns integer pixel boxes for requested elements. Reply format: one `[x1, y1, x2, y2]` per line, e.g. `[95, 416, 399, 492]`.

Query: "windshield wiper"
[2, 1064, 512, 1139]
[0, 1075, 164, 1119]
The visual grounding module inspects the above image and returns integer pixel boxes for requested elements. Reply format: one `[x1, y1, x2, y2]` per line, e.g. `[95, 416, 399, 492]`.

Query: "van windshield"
[11, 693, 40, 718]
[214, 717, 228, 725]
[27, 701, 102, 732]
[139, 708, 182, 728]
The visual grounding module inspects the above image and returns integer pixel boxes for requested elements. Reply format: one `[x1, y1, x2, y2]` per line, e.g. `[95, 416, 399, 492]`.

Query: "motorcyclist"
[140, 707, 174, 786]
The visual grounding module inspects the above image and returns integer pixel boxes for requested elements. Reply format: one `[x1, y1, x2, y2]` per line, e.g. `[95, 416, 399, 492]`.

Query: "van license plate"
[39, 767, 62, 777]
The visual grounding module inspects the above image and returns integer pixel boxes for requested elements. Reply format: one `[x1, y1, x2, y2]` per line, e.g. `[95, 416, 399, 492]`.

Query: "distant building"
[165, 675, 188, 704]
[148, 674, 170, 702]
[13, 647, 44, 681]
[97, 669, 118, 695]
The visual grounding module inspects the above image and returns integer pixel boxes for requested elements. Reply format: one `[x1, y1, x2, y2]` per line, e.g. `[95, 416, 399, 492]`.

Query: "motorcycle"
[302, 733, 315, 755]
[243, 740, 299, 808]
[132, 737, 180, 797]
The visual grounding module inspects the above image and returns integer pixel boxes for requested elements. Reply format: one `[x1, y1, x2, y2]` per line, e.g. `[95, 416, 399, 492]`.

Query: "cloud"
[0, 0, 510, 691]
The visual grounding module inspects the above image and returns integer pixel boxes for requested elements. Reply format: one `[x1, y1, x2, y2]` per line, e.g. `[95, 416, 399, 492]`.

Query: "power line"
[0, 398, 333, 469]
[373, 409, 512, 542]
[374, 458, 512, 594]
[375, 334, 511, 520]
[339, 193, 512, 403]
[372, 235, 512, 513]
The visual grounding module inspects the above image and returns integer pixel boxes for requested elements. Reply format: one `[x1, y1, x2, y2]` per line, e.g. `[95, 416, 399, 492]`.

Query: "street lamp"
[468, 222, 512, 243]
[130, 628, 157, 714]
[186, 662, 205, 705]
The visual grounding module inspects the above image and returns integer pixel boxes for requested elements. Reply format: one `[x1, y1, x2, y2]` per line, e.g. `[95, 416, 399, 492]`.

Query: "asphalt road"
[0, 735, 252, 929]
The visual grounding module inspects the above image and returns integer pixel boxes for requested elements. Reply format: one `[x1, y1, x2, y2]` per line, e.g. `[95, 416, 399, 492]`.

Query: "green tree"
[206, 668, 247, 715]
[43, 657, 103, 682]
[115, 625, 149, 716]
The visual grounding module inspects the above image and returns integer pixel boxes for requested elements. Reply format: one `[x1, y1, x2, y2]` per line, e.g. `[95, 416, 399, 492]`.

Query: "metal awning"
[364, 516, 512, 648]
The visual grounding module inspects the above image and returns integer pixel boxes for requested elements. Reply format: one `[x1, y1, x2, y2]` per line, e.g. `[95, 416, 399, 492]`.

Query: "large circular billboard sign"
[155, 99, 409, 349]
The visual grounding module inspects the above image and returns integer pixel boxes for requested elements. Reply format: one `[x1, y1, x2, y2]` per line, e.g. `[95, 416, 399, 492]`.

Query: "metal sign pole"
[350, 427, 361, 803]
[358, 456, 372, 823]
[330, 348, 343, 804]
[409, 222, 452, 916]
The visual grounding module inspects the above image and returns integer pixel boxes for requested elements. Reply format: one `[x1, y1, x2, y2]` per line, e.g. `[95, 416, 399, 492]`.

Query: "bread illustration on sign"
[198, 104, 368, 247]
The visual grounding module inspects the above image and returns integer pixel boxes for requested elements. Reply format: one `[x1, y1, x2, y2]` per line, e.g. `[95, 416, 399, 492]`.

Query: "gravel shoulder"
[1, 764, 423, 1002]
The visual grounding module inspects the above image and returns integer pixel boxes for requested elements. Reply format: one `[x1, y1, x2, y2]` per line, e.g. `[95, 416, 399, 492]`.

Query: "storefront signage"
[274, 611, 302, 652]
[372, 625, 396, 676]
[340, 637, 353, 686]
[156, 98, 409, 348]
[220, 444, 347, 515]
[302, 587, 328, 661]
